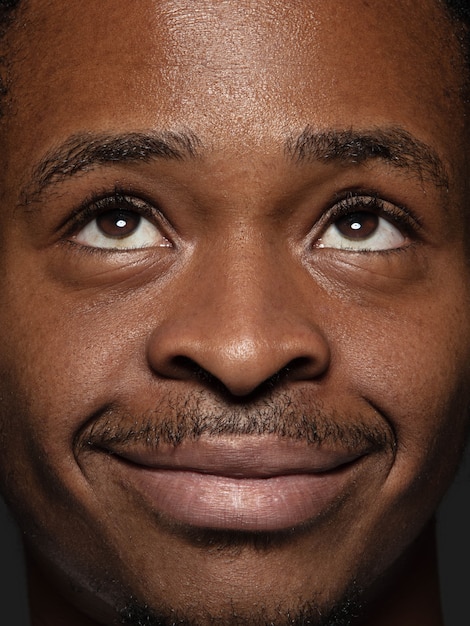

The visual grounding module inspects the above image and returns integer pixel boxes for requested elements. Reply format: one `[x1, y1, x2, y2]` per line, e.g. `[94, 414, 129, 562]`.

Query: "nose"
[146, 251, 331, 397]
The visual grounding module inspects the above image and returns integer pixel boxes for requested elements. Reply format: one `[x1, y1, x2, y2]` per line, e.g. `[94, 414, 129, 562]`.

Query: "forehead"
[1, 0, 467, 177]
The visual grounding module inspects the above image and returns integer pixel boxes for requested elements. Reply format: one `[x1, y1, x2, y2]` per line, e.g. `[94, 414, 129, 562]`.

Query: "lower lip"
[118, 464, 358, 531]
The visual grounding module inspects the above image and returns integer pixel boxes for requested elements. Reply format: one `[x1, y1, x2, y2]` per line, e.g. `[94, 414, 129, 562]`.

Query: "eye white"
[74, 210, 172, 250]
[317, 212, 406, 251]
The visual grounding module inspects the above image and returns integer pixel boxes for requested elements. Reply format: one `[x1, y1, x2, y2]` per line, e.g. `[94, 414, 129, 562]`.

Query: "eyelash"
[326, 192, 420, 237]
[62, 188, 421, 254]
[63, 189, 163, 236]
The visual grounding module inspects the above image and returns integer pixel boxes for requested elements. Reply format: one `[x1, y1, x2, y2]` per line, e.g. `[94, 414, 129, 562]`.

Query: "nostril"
[286, 355, 327, 379]
[170, 355, 228, 391]
[164, 354, 326, 400]
[147, 319, 331, 398]
[171, 356, 270, 399]
[263, 355, 326, 390]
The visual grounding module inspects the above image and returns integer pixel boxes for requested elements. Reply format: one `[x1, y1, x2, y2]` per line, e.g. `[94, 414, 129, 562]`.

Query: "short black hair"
[445, 0, 470, 21]
[0, 0, 20, 19]
[444, 0, 470, 71]
[0, 0, 20, 38]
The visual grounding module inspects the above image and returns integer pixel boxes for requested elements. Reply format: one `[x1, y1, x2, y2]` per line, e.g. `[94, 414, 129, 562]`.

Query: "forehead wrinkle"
[20, 129, 203, 205]
[284, 126, 450, 190]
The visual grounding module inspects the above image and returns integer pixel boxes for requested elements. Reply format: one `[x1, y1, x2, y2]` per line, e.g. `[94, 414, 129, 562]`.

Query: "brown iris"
[96, 210, 141, 238]
[335, 212, 379, 240]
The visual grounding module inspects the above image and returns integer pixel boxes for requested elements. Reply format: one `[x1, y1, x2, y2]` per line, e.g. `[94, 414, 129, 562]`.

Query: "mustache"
[77, 390, 396, 455]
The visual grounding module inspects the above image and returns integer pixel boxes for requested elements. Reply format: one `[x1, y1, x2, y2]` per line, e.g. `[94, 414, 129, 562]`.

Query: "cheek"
[0, 297, 137, 596]
[0, 287, 127, 492]
[340, 297, 470, 497]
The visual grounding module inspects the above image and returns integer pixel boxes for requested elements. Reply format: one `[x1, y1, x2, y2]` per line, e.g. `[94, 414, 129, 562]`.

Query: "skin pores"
[0, 1, 469, 624]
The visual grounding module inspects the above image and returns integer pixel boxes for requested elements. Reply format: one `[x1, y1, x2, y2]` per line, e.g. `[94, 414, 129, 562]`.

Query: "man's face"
[0, 0, 469, 624]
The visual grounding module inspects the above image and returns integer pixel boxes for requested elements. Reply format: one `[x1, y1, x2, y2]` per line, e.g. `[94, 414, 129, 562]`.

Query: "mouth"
[99, 435, 373, 532]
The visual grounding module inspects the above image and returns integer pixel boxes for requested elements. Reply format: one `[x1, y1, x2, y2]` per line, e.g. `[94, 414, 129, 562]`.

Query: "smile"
[104, 436, 371, 532]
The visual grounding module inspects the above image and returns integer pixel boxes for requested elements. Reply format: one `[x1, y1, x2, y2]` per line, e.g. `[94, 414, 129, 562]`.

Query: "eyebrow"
[22, 129, 202, 203]
[22, 125, 448, 204]
[285, 126, 449, 189]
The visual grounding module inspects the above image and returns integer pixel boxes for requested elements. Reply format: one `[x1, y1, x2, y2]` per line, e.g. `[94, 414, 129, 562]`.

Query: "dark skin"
[0, 0, 469, 624]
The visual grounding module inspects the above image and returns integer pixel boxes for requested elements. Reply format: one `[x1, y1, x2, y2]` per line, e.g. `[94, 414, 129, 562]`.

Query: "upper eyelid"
[305, 192, 424, 254]
[62, 190, 182, 255]
[67, 191, 177, 253]
[328, 193, 422, 231]
[333, 194, 387, 214]
[62, 191, 167, 233]
[86, 194, 153, 219]
[80, 191, 156, 216]
[62, 188, 420, 237]
[333, 193, 395, 214]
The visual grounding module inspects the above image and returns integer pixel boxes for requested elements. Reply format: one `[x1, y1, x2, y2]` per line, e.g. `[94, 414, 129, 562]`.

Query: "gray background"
[0, 444, 469, 625]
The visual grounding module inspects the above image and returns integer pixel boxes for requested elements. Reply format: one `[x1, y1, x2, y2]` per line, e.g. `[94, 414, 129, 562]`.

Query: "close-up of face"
[0, 0, 469, 625]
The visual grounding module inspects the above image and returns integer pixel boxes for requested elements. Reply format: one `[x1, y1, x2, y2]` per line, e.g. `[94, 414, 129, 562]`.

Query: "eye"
[72, 196, 172, 251]
[316, 197, 408, 252]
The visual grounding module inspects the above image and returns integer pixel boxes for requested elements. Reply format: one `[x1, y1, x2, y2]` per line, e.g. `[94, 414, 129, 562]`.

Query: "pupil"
[97, 210, 140, 238]
[336, 212, 378, 239]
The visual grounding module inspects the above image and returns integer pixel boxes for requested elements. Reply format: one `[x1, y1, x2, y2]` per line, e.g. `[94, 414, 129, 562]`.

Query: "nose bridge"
[186, 226, 305, 349]
[146, 228, 331, 396]
[206, 231, 285, 333]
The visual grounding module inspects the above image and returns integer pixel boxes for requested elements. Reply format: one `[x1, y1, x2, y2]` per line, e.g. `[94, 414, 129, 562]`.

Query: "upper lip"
[104, 434, 369, 478]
